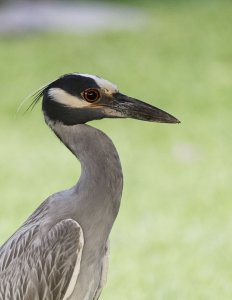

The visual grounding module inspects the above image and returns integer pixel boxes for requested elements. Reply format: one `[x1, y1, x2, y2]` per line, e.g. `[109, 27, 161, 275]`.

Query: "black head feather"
[27, 73, 107, 125]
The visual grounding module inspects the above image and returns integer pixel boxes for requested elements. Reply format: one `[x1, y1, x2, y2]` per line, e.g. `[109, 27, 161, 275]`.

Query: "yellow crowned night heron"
[0, 73, 179, 300]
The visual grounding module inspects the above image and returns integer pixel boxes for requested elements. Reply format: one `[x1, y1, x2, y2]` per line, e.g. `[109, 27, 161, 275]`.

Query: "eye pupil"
[83, 89, 100, 102]
[87, 91, 97, 100]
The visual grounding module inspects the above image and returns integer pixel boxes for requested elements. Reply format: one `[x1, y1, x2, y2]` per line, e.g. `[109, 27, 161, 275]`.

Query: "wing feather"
[0, 219, 84, 300]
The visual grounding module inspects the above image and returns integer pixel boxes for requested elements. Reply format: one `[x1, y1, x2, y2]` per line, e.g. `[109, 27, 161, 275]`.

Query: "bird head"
[35, 73, 180, 125]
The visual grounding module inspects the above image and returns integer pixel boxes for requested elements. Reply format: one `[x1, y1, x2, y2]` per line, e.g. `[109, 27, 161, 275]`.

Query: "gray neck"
[48, 121, 123, 227]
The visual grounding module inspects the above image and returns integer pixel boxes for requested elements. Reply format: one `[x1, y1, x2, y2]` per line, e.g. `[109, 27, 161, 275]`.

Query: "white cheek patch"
[101, 107, 124, 118]
[77, 73, 118, 94]
[48, 88, 90, 108]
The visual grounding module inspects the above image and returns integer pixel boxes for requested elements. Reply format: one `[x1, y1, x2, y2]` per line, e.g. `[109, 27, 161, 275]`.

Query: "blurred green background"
[0, 0, 232, 299]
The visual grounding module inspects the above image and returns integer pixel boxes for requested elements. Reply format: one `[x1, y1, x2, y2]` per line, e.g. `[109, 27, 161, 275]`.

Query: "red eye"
[83, 89, 100, 103]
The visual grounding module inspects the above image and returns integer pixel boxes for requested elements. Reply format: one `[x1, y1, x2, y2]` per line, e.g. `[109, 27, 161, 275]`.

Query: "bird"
[0, 73, 179, 300]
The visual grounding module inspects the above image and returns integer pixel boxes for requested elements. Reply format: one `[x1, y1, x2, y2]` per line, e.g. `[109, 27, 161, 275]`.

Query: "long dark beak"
[111, 93, 180, 124]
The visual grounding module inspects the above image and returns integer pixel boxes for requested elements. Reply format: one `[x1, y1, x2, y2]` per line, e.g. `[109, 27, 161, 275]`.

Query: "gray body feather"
[0, 124, 123, 299]
[0, 72, 178, 299]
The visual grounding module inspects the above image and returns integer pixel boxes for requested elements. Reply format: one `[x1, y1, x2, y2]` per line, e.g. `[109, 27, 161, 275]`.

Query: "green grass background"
[0, 0, 232, 299]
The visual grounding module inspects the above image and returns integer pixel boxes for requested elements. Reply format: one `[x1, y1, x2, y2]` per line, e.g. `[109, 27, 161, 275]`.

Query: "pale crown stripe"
[75, 73, 118, 93]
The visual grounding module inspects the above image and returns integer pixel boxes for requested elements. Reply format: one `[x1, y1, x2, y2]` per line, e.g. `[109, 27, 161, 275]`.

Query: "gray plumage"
[0, 73, 179, 299]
